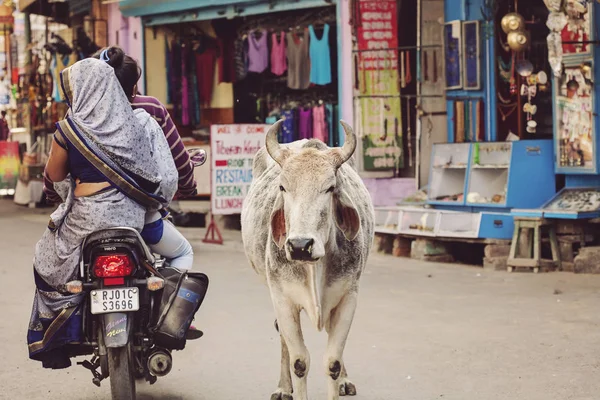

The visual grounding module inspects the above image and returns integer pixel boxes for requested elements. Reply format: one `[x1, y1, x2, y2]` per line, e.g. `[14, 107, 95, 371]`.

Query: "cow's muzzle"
[286, 238, 319, 262]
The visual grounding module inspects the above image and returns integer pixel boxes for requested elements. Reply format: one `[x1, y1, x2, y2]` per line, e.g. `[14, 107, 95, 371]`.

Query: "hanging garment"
[189, 51, 201, 126]
[325, 103, 334, 147]
[298, 107, 313, 139]
[308, 24, 332, 85]
[287, 30, 311, 90]
[234, 37, 249, 82]
[333, 103, 340, 146]
[282, 109, 295, 143]
[52, 53, 77, 102]
[195, 43, 217, 107]
[212, 19, 236, 83]
[170, 40, 182, 122]
[181, 43, 190, 126]
[247, 30, 269, 73]
[187, 48, 200, 126]
[312, 104, 328, 143]
[271, 31, 287, 76]
[51, 55, 60, 102]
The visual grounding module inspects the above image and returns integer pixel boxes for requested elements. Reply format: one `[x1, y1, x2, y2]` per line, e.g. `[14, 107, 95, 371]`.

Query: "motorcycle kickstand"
[77, 355, 104, 387]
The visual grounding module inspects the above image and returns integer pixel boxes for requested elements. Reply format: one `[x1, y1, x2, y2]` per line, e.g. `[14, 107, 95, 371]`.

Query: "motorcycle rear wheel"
[107, 343, 136, 400]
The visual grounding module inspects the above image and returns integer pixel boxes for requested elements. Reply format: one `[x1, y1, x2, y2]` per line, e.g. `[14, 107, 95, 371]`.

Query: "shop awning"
[18, 0, 70, 24]
[120, 0, 336, 25]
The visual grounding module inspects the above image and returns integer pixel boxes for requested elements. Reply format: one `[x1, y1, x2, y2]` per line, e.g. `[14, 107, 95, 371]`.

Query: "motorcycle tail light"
[93, 254, 134, 278]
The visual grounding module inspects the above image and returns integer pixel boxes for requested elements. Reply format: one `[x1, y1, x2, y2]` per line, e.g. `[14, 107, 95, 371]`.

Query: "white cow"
[241, 120, 375, 400]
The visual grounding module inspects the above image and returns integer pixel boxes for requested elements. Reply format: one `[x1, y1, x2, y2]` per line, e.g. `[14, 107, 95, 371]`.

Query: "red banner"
[356, 0, 398, 71]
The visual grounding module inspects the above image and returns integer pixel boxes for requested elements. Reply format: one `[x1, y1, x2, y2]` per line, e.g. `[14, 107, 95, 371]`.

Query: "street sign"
[209, 124, 268, 215]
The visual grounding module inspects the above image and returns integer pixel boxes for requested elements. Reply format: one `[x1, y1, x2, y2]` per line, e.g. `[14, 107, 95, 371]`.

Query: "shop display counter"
[399, 208, 439, 237]
[373, 206, 514, 240]
[427, 143, 470, 205]
[513, 187, 600, 219]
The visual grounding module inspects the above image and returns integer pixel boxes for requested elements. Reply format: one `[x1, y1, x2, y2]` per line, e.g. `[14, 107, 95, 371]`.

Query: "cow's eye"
[279, 185, 286, 192]
[326, 186, 335, 193]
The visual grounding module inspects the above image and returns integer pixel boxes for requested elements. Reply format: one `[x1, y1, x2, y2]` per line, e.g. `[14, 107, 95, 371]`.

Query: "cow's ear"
[334, 190, 361, 241]
[270, 194, 286, 249]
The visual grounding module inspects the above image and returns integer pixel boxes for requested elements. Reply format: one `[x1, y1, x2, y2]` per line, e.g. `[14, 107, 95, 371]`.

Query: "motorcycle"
[61, 148, 209, 400]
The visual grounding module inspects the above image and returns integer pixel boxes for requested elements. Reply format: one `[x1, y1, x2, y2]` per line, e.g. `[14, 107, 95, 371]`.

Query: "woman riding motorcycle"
[27, 57, 178, 369]
[43, 46, 197, 271]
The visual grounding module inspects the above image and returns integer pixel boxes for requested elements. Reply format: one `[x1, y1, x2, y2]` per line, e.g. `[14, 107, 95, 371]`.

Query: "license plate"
[90, 287, 139, 315]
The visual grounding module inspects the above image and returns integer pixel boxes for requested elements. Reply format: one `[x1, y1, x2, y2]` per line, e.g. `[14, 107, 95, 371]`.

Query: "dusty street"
[1, 200, 600, 400]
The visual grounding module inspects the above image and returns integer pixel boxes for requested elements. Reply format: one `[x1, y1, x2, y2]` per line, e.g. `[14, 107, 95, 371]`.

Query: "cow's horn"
[336, 120, 357, 166]
[265, 119, 285, 166]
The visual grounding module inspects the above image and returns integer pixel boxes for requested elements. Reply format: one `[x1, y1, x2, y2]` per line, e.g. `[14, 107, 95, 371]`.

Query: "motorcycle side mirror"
[187, 148, 207, 167]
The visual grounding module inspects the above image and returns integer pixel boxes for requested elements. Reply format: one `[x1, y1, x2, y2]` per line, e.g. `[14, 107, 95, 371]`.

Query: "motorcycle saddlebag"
[151, 267, 209, 350]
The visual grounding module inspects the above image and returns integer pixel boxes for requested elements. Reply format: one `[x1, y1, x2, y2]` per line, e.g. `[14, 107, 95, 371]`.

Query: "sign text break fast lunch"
[210, 124, 268, 215]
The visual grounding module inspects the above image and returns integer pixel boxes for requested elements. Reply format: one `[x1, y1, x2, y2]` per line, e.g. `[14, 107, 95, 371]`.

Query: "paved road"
[1, 200, 600, 400]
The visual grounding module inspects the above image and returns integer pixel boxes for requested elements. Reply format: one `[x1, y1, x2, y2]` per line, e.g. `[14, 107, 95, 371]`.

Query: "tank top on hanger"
[247, 30, 269, 73]
[308, 24, 332, 85]
[271, 31, 287, 76]
[298, 107, 313, 139]
[286, 30, 311, 90]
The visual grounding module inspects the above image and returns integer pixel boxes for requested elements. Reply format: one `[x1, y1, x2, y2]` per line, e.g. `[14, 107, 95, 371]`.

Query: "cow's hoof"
[270, 388, 293, 400]
[339, 378, 357, 396]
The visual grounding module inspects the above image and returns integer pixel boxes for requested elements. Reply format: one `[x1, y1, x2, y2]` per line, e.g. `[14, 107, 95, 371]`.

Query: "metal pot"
[507, 30, 531, 52]
[516, 59, 534, 77]
[501, 12, 525, 34]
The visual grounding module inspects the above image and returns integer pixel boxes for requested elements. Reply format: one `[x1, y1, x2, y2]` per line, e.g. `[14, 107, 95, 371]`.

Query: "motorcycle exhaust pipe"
[147, 349, 173, 377]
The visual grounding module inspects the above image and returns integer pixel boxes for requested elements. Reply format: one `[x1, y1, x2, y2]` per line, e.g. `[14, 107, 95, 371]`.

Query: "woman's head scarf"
[58, 57, 163, 187]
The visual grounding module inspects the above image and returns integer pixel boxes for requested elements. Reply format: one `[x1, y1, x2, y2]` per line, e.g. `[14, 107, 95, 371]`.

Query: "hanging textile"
[170, 40, 182, 122]
[312, 104, 328, 143]
[282, 109, 295, 143]
[188, 47, 200, 126]
[287, 30, 311, 90]
[212, 19, 236, 83]
[325, 103, 334, 147]
[234, 36, 249, 82]
[181, 43, 190, 126]
[271, 31, 287, 76]
[247, 30, 269, 74]
[308, 24, 332, 85]
[195, 40, 218, 107]
[298, 107, 313, 139]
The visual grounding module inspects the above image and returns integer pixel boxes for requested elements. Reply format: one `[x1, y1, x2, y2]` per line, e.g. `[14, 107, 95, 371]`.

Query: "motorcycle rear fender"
[101, 312, 132, 348]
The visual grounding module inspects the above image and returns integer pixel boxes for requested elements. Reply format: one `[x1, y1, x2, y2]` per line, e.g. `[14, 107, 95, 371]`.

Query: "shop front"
[10, 0, 108, 205]
[512, 0, 600, 220]
[374, 0, 589, 243]
[116, 0, 353, 218]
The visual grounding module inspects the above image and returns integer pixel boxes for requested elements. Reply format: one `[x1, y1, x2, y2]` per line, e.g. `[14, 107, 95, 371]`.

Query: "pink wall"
[106, 3, 145, 93]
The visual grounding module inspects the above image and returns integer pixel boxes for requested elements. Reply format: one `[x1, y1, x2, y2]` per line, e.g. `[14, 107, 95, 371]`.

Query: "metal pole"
[415, 0, 422, 190]
[24, 12, 31, 66]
